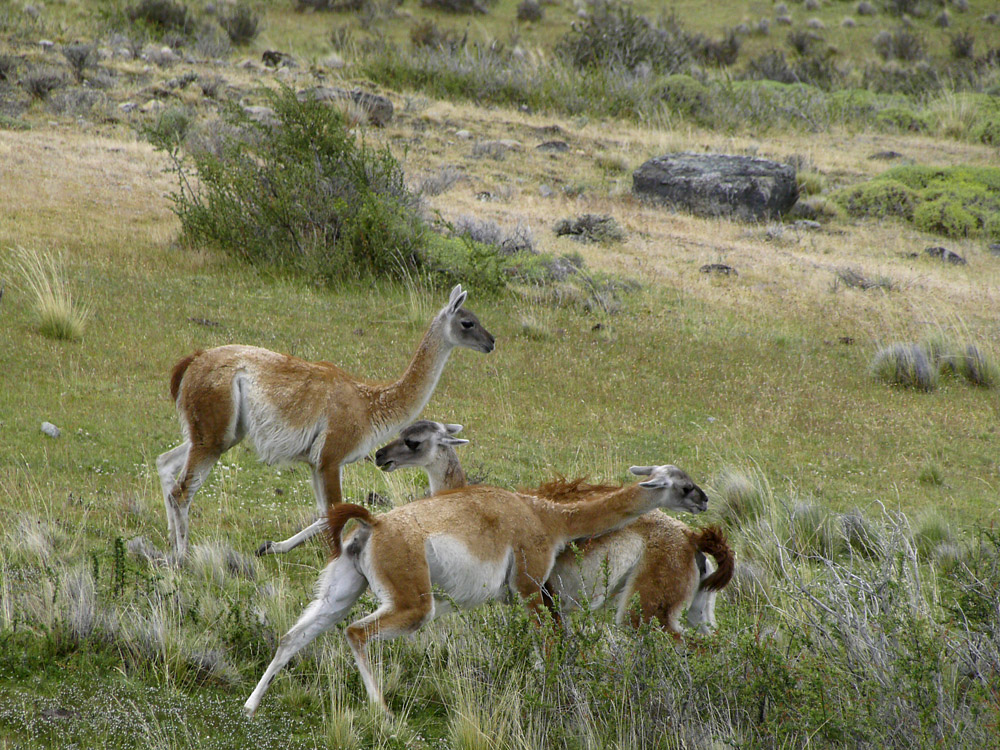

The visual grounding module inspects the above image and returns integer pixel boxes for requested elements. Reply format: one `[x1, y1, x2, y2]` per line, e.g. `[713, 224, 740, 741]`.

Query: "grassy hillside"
[2, 0, 1000, 747]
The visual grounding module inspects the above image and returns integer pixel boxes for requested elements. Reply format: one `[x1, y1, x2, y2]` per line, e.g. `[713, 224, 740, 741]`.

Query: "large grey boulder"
[298, 86, 393, 126]
[633, 153, 798, 221]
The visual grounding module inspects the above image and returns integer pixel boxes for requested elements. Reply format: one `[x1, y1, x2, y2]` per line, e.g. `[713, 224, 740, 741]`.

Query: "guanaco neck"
[372, 316, 453, 428]
[425, 448, 467, 495]
[532, 484, 657, 543]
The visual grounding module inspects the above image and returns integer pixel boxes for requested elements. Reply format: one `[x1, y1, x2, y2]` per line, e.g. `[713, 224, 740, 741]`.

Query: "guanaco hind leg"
[244, 554, 368, 717]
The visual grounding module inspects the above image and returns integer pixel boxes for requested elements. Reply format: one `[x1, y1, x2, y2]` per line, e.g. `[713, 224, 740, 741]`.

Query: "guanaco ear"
[440, 437, 470, 448]
[629, 465, 655, 476]
[444, 423, 463, 435]
[639, 476, 673, 490]
[447, 284, 467, 314]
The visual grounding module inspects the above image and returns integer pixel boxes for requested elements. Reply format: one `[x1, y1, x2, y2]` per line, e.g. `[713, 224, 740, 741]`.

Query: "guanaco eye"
[405, 439, 421, 451]
[461, 320, 475, 329]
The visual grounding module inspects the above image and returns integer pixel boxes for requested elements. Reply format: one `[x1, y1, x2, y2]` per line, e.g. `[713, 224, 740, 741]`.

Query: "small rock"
[700, 263, 738, 276]
[793, 219, 822, 231]
[869, 150, 904, 160]
[498, 139, 522, 150]
[119, 101, 138, 113]
[242, 105, 278, 126]
[925, 246, 966, 265]
[262, 50, 297, 68]
[39, 39, 55, 50]
[455, 129, 472, 139]
[140, 99, 165, 113]
[318, 53, 345, 70]
[41, 422, 61, 438]
[539, 185, 554, 198]
[536, 140, 569, 153]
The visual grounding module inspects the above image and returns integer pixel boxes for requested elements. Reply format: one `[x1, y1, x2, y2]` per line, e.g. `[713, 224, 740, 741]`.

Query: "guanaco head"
[440, 284, 495, 354]
[374, 420, 468, 472]
[629, 465, 708, 514]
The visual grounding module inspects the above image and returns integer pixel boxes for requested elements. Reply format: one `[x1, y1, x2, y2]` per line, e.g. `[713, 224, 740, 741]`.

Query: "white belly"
[425, 536, 513, 609]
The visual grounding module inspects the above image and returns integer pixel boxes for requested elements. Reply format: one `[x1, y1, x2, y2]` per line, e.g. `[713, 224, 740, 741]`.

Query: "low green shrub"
[836, 165, 1000, 241]
[655, 73, 710, 118]
[151, 86, 426, 283]
[875, 105, 931, 132]
[836, 179, 916, 219]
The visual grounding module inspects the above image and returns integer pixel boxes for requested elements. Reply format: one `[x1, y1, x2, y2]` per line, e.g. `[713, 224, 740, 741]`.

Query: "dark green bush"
[556, 2, 697, 74]
[127, 0, 193, 34]
[218, 4, 260, 45]
[153, 86, 426, 282]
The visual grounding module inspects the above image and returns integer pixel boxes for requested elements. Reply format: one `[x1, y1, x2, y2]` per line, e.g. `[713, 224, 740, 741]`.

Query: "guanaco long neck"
[374, 317, 453, 428]
[534, 484, 657, 543]
[425, 448, 467, 495]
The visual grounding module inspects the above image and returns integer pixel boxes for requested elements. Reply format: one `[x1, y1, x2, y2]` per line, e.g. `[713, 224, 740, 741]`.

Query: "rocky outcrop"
[633, 153, 798, 221]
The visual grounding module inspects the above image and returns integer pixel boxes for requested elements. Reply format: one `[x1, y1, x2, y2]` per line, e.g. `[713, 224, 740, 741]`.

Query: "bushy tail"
[695, 525, 734, 592]
[327, 503, 377, 558]
[169, 351, 203, 403]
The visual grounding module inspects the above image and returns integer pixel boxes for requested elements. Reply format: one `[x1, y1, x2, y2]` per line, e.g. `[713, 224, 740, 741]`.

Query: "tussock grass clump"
[21, 68, 64, 99]
[61, 43, 96, 83]
[712, 467, 771, 526]
[842, 508, 884, 558]
[871, 342, 938, 390]
[913, 512, 954, 559]
[789, 500, 844, 558]
[874, 28, 927, 62]
[7, 246, 90, 341]
[958, 344, 999, 388]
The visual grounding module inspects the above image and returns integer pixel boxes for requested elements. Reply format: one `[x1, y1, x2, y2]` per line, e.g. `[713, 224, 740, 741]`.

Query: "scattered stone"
[366, 491, 391, 508]
[988, 243, 1000, 256]
[925, 246, 966, 265]
[118, 101, 138, 113]
[318, 52, 345, 70]
[299, 86, 393, 126]
[241, 105, 278, 126]
[869, 150, 904, 160]
[41, 422, 60, 438]
[554, 214, 626, 243]
[633, 153, 799, 222]
[39, 39, 55, 50]
[539, 185, 554, 198]
[140, 99, 166, 113]
[262, 49, 297, 68]
[530, 124, 563, 136]
[476, 191, 494, 201]
[536, 140, 569, 153]
[40, 708, 76, 721]
[793, 219, 822, 231]
[455, 129, 472, 139]
[700, 263, 738, 275]
[238, 58, 264, 71]
[144, 45, 178, 66]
